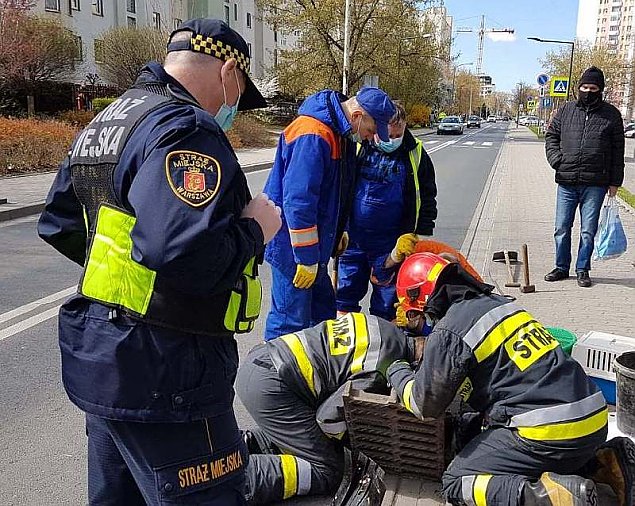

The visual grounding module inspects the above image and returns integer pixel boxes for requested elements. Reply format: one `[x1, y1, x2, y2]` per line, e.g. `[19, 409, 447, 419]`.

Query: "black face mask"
[578, 90, 602, 107]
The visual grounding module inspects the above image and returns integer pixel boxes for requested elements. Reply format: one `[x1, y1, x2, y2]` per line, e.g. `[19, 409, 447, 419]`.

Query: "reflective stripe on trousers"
[279, 454, 312, 499]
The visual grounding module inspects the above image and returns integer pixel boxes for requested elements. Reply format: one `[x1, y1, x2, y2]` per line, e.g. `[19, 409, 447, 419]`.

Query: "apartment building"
[577, 0, 635, 117]
[33, 0, 277, 85]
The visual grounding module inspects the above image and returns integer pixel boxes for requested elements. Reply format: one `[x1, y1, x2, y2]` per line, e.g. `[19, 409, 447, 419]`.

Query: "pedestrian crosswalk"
[425, 140, 496, 148]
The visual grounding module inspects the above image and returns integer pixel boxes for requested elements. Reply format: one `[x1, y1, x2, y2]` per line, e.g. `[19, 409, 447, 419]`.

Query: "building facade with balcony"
[32, 0, 278, 87]
[577, 0, 635, 118]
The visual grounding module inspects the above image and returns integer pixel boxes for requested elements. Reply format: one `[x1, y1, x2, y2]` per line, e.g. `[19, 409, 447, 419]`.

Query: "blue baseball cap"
[356, 87, 396, 141]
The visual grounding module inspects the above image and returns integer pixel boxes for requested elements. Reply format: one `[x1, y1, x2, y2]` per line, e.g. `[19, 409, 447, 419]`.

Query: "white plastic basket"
[571, 331, 635, 381]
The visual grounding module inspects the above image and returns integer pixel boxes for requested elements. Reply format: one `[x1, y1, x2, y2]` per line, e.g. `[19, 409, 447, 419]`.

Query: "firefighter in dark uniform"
[235, 312, 419, 504]
[37, 19, 282, 505]
[388, 252, 635, 506]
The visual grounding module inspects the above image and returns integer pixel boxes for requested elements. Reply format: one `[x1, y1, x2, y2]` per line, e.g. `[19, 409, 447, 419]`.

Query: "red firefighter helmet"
[396, 253, 451, 312]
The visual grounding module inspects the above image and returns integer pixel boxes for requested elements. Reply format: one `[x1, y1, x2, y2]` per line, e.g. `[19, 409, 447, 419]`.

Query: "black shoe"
[577, 271, 592, 288]
[545, 268, 569, 282]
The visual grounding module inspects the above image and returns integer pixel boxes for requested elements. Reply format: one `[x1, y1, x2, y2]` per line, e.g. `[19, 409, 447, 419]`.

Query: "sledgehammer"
[492, 249, 520, 288]
[519, 244, 536, 293]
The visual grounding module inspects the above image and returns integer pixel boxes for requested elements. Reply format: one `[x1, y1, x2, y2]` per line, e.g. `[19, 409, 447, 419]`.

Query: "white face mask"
[214, 68, 241, 132]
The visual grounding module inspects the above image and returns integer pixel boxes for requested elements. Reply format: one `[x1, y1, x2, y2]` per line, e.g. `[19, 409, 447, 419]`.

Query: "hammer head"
[492, 250, 519, 262]
[520, 285, 536, 293]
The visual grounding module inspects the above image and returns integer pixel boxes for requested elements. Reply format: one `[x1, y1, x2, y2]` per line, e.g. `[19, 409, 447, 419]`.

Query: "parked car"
[437, 116, 464, 135]
[624, 123, 635, 138]
[487, 115, 497, 123]
[466, 115, 482, 128]
[525, 116, 541, 126]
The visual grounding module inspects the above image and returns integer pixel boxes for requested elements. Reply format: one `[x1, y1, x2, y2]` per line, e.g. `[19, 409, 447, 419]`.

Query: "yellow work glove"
[334, 231, 349, 257]
[390, 233, 418, 263]
[293, 264, 318, 289]
[394, 302, 408, 327]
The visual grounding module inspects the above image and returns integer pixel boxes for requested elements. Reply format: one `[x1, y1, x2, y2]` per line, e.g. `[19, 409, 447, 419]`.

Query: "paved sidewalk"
[0, 147, 276, 222]
[462, 126, 634, 338]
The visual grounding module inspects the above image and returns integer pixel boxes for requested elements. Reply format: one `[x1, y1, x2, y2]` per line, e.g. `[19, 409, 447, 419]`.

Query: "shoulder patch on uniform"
[165, 150, 222, 207]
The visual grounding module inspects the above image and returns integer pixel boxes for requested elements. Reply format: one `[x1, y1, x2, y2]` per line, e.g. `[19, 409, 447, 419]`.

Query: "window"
[45, 0, 60, 11]
[248, 43, 252, 55]
[234, 3, 238, 21]
[94, 39, 104, 63]
[613, 5, 621, 10]
[71, 34, 83, 61]
[127, 16, 136, 28]
[611, 25, 619, 30]
[173, 18, 182, 30]
[71, 0, 80, 9]
[273, 31, 277, 42]
[152, 11, 161, 29]
[92, 0, 103, 15]
[223, 4, 229, 24]
[246, 12, 252, 28]
[127, 0, 136, 14]
[294, 30, 300, 36]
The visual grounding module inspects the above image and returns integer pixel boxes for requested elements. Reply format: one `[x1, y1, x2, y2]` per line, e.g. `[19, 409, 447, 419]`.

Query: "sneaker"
[545, 268, 569, 282]
[577, 271, 592, 288]
[589, 437, 635, 506]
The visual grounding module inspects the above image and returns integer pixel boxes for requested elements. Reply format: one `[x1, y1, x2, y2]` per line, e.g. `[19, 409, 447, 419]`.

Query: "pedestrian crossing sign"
[527, 100, 536, 110]
[550, 77, 569, 97]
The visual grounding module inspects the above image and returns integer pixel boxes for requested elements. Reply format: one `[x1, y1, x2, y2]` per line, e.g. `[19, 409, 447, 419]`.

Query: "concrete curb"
[0, 162, 274, 223]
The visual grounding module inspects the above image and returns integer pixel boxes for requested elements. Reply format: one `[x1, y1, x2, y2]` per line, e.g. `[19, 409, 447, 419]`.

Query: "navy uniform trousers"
[236, 345, 344, 505]
[86, 413, 248, 505]
[442, 424, 608, 505]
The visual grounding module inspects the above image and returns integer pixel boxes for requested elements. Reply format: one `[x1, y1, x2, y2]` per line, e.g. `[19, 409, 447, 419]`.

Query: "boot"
[522, 472, 597, 506]
[585, 437, 635, 506]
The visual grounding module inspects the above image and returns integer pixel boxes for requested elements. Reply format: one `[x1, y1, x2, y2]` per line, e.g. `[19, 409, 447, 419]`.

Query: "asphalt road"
[0, 122, 508, 505]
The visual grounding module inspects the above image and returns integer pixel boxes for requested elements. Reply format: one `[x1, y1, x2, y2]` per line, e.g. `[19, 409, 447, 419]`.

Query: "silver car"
[437, 116, 464, 135]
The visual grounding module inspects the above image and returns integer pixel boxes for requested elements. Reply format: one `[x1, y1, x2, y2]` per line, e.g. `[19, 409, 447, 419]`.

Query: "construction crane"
[456, 15, 514, 76]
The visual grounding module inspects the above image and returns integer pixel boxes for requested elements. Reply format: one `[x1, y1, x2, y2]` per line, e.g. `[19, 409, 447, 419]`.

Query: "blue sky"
[442, 0, 579, 92]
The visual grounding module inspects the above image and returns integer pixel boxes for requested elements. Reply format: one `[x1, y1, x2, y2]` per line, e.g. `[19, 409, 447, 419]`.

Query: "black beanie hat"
[579, 66, 605, 91]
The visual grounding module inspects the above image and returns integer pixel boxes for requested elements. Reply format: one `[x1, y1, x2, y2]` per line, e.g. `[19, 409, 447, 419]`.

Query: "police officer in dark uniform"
[388, 253, 634, 506]
[236, 312, 418, 504]
[38, 19, 281, 505]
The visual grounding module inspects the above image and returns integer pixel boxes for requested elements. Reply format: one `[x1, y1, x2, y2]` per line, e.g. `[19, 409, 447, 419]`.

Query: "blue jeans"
[265, 265, 336, 340]
[336, 245, 397, 322]
[554, 184, 607, 273]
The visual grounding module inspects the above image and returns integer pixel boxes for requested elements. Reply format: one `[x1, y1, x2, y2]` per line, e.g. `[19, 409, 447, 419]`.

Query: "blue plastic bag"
[593, 197, 628, 261]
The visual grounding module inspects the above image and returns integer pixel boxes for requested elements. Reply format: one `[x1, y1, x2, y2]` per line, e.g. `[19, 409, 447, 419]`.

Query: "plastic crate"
[342, 382, 449, 481]
[571, 331, 635, 405]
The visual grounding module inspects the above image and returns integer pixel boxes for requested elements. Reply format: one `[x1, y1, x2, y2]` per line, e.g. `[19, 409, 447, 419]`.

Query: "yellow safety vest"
[80, 204, 261, 333]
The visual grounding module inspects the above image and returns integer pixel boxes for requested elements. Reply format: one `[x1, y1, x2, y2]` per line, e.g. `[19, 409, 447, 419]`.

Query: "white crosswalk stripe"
[464, 141, 475, 145]
[426, 140, 440, 144]
[482, 142, 493, 146]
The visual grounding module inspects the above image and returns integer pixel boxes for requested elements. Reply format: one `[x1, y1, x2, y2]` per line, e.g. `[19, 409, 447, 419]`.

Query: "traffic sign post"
[550, 77, 569, 97]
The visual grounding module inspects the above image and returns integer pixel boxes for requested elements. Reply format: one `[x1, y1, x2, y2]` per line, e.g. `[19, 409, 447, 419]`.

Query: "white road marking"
[482, 142, 493, 146]
[426, 140, 440, 144]
[0, 286, 75, 324]
[0, 307, 61, 342]
[464, 141, 475, 145]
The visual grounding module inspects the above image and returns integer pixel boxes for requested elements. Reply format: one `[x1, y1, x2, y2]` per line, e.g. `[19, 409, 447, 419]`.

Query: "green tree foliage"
[540, 40, 631, 100]
[258, 0, 443, 107]
[97, 27, 169, 90]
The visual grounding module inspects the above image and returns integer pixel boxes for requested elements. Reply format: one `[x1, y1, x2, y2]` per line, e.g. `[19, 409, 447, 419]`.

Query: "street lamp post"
[528, 37, 575, 101]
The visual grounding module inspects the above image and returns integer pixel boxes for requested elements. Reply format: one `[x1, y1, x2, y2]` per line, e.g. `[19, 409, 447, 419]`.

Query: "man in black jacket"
[544, 66, 624, 287]
[336, 102, 438, 320]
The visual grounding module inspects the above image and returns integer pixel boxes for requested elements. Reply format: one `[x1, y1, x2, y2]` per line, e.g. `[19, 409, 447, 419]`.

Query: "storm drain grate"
[343, 383, 448, 481]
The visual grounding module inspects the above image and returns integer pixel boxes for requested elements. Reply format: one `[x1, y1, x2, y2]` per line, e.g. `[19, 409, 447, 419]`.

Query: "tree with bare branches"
[258, 0, 442, 106]
[97, 26, 169, 90]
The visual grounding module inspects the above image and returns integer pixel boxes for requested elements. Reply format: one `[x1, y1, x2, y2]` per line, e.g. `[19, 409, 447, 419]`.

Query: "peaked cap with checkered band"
[167, 19, 266, 110]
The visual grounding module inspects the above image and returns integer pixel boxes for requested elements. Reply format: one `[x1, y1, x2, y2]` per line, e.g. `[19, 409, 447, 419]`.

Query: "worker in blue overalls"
[263, 87, 396, 340]
[37, 19, 281, 505]
[336, 102, 437, 322]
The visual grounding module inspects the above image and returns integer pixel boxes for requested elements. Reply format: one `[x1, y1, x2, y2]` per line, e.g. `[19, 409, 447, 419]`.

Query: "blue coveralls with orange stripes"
[263, 90, 357, 340]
